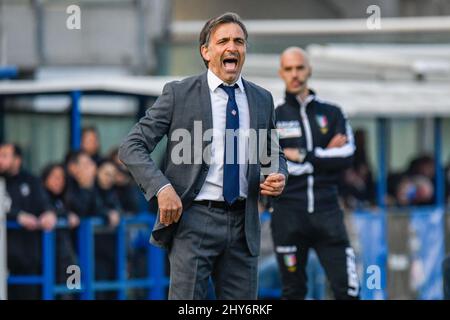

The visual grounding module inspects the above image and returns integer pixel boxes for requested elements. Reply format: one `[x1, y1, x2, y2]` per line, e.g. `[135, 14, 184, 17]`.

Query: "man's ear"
[308, 67, 312, 79]
[200, 45, 210, 64]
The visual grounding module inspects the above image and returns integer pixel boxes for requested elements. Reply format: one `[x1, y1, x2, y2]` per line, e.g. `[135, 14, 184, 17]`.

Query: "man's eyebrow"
[217, 36, 245, 42]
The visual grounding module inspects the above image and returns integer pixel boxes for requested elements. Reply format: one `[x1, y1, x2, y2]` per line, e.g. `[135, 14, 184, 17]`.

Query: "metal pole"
[0, 178, 11, 300]
[0, 0, 6, 66]
[376, 118, 387, 209]
[78, 219, 94, 300]
[70, 91, 82, 150]
[116, 221, 126, 300]
[0, 96, 4, 144]
[434, 118, 445, 208]
[147, 215, 165, 300]
[33, 0, 46, 65]
[376, 117, 388, 299]
[42, 230, 55, 300]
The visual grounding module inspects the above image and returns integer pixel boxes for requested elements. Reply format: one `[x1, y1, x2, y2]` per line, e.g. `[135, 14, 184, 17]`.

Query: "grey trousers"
[168, 203, 258, 300]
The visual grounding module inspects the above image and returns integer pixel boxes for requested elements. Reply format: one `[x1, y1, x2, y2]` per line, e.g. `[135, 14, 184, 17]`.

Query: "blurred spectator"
[41, 163, 78, 293]
[65, 150, 122, 299]
[339, 129, 375, 210]
[96, 160, 121, 227]
[108, 147, 141, 213]
[95, 159, 123, 300]
[81, 126, 103, 165]
[64, 150, 106, 219]
[107, 147, 149, 299]
[388, 154, 435, 206]
[395, 175, 434, 206]
[0, 143, 56, 299]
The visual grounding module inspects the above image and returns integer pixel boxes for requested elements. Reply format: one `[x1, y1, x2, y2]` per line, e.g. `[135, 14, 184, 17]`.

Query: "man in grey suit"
[119, 12, 287, 300]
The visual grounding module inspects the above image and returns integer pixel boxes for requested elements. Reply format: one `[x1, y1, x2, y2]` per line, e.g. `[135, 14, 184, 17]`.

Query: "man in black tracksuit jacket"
[271, 47, 360, 299]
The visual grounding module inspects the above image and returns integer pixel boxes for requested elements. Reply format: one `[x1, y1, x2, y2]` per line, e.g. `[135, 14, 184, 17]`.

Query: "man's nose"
[225, 42, 238, 52]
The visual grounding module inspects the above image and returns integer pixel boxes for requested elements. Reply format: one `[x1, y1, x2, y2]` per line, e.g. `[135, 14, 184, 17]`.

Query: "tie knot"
[219, 83, 239, 99]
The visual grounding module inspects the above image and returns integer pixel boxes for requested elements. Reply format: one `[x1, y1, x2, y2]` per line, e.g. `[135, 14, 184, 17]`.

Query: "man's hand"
[39, 211, 57, 231]
[157, 185, 183, 226]
[17, 212, 39, 231]
[260, 173, 286, 196]
[108, 210, 121, 228]
[327, 134, 347, 149]
[283, 148, 302, 162]
[68, 212, 80, 229]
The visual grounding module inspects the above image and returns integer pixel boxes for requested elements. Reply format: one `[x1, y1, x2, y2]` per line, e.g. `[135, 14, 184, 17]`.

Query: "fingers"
[327, 134, 347, 148]
[18, 213, 39, 231]
[262, 174, 285, 187]
[174, 207, 183, 223]
[69, 213, 80, 228]
[260, 183, 277, 192]
[157, 186, 183, 226]
[159, 203, 183, 226]
[260, 189, 282, 196]
[262, 180, 285, 188]
[40, 212, 57, 231]
[260, 173, 286, 196]
[159, 208, 170, 226]
[108, 211, 120, 227]
[264, 173, 285, 183]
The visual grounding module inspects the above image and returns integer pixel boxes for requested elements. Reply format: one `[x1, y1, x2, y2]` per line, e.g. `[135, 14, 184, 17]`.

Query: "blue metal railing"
[7, 212, 168, 300]
[0, 66, 18, 80]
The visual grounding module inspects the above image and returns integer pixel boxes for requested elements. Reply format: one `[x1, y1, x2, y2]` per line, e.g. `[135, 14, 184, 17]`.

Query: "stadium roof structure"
[171, 16, 450, 39]
[0, 76, 449, 117]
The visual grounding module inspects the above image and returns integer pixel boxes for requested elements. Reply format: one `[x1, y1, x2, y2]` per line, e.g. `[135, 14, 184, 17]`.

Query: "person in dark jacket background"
[94, 160, 122, 299]
[64, 150, 106, 219]
[271, 47, 360, 300]
[65, 150, 121, 299]
[41, 163, 78, 293]
[0, 143, 56, 299]
[80, 126, 104, 166]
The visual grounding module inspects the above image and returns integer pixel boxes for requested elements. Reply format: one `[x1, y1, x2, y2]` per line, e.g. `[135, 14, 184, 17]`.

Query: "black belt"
[194, 199, 246, 211]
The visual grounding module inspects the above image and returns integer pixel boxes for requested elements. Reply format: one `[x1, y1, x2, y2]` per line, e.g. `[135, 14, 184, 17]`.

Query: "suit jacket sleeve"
[119, 82, 175, 201]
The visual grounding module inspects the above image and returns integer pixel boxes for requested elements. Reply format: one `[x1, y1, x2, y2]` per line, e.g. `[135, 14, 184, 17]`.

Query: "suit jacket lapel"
[242, 78, 258, 131]
[242, 78, 259, 183]
[200, 72, 213, 162]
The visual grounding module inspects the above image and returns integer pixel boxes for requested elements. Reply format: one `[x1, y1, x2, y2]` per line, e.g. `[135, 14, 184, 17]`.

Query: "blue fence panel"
[7, 213, 168, 300]
[409, 207, 445, 300]
[352, 210, 388, 300]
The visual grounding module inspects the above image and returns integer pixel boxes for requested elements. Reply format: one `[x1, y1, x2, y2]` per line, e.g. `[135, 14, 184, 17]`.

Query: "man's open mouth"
[222, 57, 239, 72]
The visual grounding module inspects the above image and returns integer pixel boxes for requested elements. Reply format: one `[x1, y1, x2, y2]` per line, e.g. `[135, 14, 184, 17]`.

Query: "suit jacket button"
[194, 189, 200, 195]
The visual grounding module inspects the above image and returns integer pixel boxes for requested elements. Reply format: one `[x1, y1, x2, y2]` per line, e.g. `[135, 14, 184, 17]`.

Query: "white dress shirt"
[194, 69, 250, 201]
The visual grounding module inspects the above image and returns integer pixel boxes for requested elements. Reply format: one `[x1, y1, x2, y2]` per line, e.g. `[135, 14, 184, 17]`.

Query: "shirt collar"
[207, 69, 244, 93]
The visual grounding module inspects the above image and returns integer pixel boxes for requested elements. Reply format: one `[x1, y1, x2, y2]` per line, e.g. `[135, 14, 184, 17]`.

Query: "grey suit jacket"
[119, 72, 287, 257]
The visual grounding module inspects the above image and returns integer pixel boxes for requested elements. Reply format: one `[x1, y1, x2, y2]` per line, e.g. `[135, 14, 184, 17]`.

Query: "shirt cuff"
[156, 183, 172, 197]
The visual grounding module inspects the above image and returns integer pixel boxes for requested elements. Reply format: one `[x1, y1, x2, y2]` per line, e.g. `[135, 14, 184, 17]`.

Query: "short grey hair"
[199, 12, 248, 68]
